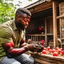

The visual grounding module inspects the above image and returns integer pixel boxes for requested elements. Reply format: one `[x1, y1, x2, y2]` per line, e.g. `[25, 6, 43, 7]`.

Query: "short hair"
[16, 8, 31, 17]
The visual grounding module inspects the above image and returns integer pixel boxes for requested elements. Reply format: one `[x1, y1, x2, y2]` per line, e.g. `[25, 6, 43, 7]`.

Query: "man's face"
[16, 15, 31, 30]
[21, 16, 30, 28]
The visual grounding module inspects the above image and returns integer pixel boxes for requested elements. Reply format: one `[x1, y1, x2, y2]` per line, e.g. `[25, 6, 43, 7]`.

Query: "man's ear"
[16, 15, 22, 21]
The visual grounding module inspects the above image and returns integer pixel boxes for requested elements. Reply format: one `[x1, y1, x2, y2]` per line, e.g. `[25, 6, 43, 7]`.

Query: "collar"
[12, 20, 18, 31]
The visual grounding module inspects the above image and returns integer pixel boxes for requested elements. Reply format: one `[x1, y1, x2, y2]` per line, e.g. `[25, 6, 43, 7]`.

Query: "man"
[0, 8, 43, 64]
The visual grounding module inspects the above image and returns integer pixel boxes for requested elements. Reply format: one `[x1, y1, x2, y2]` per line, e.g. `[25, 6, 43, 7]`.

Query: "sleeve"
[0, 26, 29, 58]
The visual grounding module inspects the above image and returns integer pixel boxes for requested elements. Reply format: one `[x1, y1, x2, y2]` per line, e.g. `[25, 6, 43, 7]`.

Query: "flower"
[39, 26, 43, 31]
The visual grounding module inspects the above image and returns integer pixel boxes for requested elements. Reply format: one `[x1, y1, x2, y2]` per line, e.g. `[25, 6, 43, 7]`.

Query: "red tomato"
[52, 52, 58, 56]
[42, 50, 47, 54]
[61, 51, 64, 55]
[51, 49, 56, 53]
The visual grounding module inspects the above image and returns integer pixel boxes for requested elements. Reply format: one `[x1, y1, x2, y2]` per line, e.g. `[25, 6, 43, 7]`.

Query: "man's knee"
[15, 54, 34, 64]
[23, 57, 34, 64]
[11, 61, 21, 64]
[24, 55, 34, 64]
[1, 57, 21, 64]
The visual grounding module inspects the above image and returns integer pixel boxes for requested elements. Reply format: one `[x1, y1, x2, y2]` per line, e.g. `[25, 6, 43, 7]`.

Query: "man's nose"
[25, 22, 29, 25]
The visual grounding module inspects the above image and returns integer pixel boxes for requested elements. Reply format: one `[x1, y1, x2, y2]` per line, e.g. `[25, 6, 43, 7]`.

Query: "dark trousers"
[0, 53, 34, 64]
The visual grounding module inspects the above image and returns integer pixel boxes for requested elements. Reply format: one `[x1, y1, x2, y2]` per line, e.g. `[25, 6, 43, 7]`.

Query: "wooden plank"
[30, 1, 52, 13]
[59, 2, 64, 48]
[46, 16, 53, 33]
[56, 14, 64, 19]
[35, 58, 50, 64]
[45, 18, 47, 46]
[52, 1, 57, 48]
[26, 34, 45, 36]
[30, 52, 64, 63]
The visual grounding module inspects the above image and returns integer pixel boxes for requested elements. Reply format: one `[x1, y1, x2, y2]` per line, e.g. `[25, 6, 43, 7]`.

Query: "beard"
[15, 20, 25, 30]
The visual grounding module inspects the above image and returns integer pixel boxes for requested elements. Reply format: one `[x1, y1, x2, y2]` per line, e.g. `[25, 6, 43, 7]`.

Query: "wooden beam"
[30, 1, 52, 13]
[52, 1, 57, 48]
[45, 18, 47, 46]
[56, 14, 64, 19]
[29, 1, 59, 14]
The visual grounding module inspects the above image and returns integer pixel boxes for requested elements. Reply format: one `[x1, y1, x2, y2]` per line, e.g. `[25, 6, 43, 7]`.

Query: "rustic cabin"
[25, 0, 64, 64]
[25, 0, 64, 48]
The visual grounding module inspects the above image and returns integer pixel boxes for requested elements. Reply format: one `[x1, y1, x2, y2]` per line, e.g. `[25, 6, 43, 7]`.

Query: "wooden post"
[52, 1, 57, 48]
[45, 18, 47, 46]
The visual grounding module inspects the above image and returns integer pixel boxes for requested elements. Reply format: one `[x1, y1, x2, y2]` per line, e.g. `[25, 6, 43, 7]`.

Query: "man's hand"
[37, 40, 45, 52]
[33, 41, 44, 52]
[24, 41, 44, 52]
[21, 43, 28, 47]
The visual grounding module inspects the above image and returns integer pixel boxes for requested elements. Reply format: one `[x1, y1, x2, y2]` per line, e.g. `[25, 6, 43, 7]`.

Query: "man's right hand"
[24, 43, 43, 52]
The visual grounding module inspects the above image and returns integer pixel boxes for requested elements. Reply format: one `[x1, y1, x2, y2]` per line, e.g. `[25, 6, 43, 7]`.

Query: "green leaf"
[28, 0, 32, 2]
[0, 1, 15, 23]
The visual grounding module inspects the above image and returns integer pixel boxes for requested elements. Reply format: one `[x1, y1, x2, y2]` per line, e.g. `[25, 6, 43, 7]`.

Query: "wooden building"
[25, 0, 64, 48]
